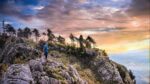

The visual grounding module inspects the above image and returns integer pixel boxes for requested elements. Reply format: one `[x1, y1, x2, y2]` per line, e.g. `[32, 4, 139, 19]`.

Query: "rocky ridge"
[0, 37, 135, 84]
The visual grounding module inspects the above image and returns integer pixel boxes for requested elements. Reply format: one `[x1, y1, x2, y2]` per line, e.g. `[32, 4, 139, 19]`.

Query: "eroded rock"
[90, 55, 135, 84]
[0, 37, 41, 64]
[2, 64, 34, 84]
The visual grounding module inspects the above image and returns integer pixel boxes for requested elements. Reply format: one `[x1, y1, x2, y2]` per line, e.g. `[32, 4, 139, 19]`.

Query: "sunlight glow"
[98, 39, 150, 54]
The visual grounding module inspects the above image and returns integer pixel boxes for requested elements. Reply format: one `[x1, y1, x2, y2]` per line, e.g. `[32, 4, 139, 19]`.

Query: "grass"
[0, 63, 9, 81]
[0, 64, 9, 72]
[48, 50, 78, 65]
[13, 57, 27, 64]
[0, 35, 105, 84]
[75, 65, 101, 84]
[47, 50, 101, 84]
[44, 62, 67, 84]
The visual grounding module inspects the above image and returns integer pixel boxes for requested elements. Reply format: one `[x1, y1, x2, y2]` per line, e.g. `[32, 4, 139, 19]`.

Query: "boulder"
[39, 76, 49, 84]
[68, 65, 88, 84]
[44, 60, 87, 84]
[90, 55, 135, 84]
[28, 58, 87, 84]
[29, 59, 45, 84]
[2, 64, 34, 84]
[29, 60, 43, 72]
[85, 48, 100, 56]
[0, 37, 41, 64]
[49, 77, 61, 84]
[39, 76, 61, 84]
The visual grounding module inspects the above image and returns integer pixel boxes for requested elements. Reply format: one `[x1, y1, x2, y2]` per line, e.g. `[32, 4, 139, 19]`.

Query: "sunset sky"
[0, 0, 149, 54]
[0, 0, 150, 83]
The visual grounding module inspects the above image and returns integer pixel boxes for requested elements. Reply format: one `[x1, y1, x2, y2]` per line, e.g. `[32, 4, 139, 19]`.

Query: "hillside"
[0, 35, 135, 84]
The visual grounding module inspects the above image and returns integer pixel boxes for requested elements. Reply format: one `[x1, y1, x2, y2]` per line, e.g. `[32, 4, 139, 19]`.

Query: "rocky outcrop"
[90, 54, 135, 84]
[0, 37, 135, 84]
[0, 37, 41, 64]
[1, 57, 87, 84]
[2, 64, 34, 84]
[29, 57, 87, 84]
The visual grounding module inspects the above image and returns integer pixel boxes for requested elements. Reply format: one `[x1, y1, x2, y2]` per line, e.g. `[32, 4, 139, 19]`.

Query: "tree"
[47, 29, 52, 35]
[69, 33, 76, 45]
[47, 29, 55, 42]
[42, 32, 46, 36]
[85, 41, 91, 48]
[24, 27, 32, 38]
[32, 28, 40, 42]
[129, 70, 135, 80]
[17, 28, 23, 37]
[86, 36, 96, 48]
[57, 35, 65, 44]
[78, 35, 84, 50]
[2, 20, 6, 33]
[5, 24, 16, 36]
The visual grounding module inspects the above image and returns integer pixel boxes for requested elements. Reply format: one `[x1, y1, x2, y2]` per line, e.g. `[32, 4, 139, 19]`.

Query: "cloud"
[34, 0, 132, 34]
[33, 6, 44, 10]
[80, 27, 125, 34]
[0, 0, 36, 21]
[127, 0, 150, 16]
[0, 0, 148, 35]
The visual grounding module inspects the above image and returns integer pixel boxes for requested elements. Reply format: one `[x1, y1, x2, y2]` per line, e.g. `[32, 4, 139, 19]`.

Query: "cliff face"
[0, 37, 135, 84]
[89, 55, 135, 84]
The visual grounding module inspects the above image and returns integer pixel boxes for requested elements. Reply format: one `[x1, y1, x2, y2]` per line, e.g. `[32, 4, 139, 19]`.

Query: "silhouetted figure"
[43, 42, 49, 60]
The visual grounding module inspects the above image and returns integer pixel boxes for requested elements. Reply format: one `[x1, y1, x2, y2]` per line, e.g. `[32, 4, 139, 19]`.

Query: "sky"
[0, 0, 150, 83]
[0, 0, 149, 53]
[110, 49, 149, 84]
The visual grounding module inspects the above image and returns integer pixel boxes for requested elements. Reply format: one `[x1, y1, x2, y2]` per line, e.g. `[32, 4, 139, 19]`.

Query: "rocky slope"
[0, 37, 135, 84]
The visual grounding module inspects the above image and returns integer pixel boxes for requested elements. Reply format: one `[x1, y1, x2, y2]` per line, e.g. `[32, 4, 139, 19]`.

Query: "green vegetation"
[44, 60, 68, 84]
[0, 23, 110, 84]
[0, 64, 9, 80]
[0, 64, 9, 72]
[47, 50, 101, 84]
[32, 28, 40, 42]
[0, 23, 101, 57]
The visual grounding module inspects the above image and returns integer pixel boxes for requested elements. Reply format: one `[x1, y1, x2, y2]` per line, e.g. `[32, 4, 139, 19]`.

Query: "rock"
[50, 52, 61, 58]
[49, 77, 61, 84]
[2, 64, 34, 84]
[61, 70, 73, 83]
[39, 76, 49, 84]
[0, 36, 135, 84]
[32, 71, 42, 83]
[0, 37, 41, 64]
[69, 65, 80, 79]
[46, 60, 63, 68]
[29, 59, 45, 84]
[29, 60, 43, 72]
[44, 60, 87, 84]
[28, 58, 87, 84]
[114, 62, 136, 84]
[85, 48, 100, 56]
[69, 65, 88, 84]
[90, 55, 135, 84]
[39, 76, 61, 84]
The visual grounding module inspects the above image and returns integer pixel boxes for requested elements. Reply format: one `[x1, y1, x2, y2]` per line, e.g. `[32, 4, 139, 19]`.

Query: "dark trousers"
[44, 52, 48, 59]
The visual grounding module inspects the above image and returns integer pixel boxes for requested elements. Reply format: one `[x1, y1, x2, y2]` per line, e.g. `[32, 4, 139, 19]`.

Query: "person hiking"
[43, 42, 49, 60]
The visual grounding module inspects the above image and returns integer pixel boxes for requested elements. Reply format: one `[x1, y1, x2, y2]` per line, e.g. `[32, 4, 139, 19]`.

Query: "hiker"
[43, 42, 49, 60]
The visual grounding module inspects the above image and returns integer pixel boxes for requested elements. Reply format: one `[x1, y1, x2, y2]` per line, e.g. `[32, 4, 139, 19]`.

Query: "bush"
[129, 70, 135, 80]
[36, 40, 46, 51]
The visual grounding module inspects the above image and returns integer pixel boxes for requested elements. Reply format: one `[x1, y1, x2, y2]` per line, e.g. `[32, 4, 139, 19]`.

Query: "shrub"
[129, 70, 135, 80]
